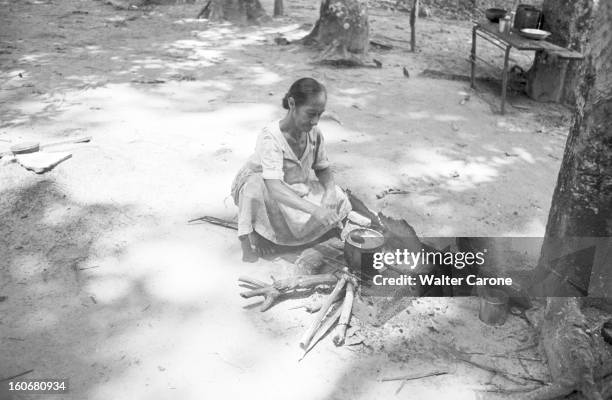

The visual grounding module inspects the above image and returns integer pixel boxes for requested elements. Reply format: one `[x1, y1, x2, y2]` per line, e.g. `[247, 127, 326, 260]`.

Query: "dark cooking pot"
[344, 228, 385, 279]
[485, 8, 507, 23]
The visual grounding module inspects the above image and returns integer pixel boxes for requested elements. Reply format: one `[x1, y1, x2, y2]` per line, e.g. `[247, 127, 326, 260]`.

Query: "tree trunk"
[526, 0, 593, 106]
[199, 0, 268, 24]
[300, 0, 369, 63]
[521, 2, 612, 399]
[531, 0, 612, 298]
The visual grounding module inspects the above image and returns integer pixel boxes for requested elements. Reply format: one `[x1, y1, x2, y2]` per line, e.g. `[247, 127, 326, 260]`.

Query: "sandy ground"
[0, 0, 574, 399]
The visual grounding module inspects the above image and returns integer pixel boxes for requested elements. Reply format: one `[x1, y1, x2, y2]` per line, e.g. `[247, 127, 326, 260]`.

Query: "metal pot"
[478, 287, 509, 326]
[343, 228, 385, 279]
[485, 8, 507, 23]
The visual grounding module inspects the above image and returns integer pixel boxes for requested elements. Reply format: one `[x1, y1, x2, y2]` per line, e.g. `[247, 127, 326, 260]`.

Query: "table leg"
[500, 45, 511, 115]
[556, 59, 569, 103]
[470, 26, 477, 89]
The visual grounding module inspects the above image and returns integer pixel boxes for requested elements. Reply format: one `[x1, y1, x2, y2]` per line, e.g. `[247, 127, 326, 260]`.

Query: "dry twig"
[381, 370, 449, 382]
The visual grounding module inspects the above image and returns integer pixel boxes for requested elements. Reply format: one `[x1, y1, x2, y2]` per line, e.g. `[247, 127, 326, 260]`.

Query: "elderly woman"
[231, 78, 352, 262]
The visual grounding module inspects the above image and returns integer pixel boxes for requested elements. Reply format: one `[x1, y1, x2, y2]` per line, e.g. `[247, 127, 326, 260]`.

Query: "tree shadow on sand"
[0, 179, 206, 399]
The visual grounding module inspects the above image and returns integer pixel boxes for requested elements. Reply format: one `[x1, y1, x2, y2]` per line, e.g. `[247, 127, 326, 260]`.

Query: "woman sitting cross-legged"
[231, 77, 352, 262]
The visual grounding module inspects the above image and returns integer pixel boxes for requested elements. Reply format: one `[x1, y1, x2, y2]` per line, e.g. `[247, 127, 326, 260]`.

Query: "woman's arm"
[315, 167, 338, 211]
[264, 179, 339, 225]
[315, 167, 335, 192]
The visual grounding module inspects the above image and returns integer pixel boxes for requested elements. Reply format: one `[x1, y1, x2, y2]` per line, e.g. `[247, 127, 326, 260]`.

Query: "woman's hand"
[321, 188, 337, 211]
[312, 206, 340, 226]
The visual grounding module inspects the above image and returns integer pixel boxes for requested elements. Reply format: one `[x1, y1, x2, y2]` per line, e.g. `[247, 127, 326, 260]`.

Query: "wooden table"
[470, 21, 583, 114]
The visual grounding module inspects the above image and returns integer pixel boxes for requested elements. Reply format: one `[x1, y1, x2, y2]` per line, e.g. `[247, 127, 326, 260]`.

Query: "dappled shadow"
[313, 79, 564, 236]
[0, 179, 208, 398]
[0, 0, 313, 128]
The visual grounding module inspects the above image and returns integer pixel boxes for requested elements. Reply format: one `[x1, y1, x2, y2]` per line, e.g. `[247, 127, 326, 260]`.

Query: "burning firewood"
[300, 276, 348, 349]
[300, 304, 345, 360]
[332, 281, 355, 346]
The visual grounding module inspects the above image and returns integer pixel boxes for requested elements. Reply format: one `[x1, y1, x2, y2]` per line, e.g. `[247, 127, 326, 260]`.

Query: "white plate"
[519, 28, 551, 40]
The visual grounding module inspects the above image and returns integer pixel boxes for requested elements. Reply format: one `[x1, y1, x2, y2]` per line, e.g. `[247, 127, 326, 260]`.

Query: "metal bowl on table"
[485, 8, 507, 23]
[519, 28, 551, 40]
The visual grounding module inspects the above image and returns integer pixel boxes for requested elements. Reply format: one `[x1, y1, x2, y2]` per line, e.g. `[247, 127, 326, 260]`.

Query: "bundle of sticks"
[238, 268, 359, 357]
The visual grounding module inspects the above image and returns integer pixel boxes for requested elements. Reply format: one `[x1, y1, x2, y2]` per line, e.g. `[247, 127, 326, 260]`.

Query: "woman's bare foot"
[239, 235, 259, 263]
[250, 231, 276, 257]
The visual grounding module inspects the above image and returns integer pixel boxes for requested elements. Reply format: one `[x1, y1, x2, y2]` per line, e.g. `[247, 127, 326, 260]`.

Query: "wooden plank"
[475, 21, 583, 58]
[15, 151, 72, 174]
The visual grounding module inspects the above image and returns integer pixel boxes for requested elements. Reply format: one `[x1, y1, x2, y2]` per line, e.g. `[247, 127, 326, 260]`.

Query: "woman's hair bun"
[282, 78, 326, 110]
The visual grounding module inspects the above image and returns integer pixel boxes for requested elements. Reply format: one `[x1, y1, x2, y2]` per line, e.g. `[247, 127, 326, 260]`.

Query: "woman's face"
[290, 92, 326, 133]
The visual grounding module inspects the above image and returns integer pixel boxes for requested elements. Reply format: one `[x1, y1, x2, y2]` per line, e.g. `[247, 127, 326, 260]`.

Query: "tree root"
[196, 0, 269, 23]
[311, 40, 376, 67]
[504, 298, 611, 400]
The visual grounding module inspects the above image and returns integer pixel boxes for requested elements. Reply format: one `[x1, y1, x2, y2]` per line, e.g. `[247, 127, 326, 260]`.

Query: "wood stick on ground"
[188, 215, 237, 230]
[477, 384, 548, 394]
[369, 39, 393, 50]
[299, 276, 347, 349]
[517, 356, 534, 378]
[300, 303, 344, 360]
[382, 370, 449, 395]
[332, 281, 355, 346]
[445, 344, 548, 385]
[457, 355, 547, 385]
[514, 342, 539, 352]
[0, 369, 34, 382]
[381, 370, 449, 382]
[463, 351, 542, 362]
